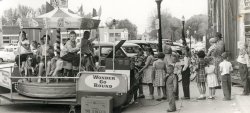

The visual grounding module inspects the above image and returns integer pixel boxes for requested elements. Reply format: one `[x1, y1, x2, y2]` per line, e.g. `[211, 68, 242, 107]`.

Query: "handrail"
[0, 66, 15, 70]
[10, 76, 80, 79]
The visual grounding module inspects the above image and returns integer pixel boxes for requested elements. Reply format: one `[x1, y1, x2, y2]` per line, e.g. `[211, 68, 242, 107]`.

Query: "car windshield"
[122, 46, 140, 53]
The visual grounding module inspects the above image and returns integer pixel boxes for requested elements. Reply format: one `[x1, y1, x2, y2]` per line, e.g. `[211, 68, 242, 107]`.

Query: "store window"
[3, 36, 10, 44]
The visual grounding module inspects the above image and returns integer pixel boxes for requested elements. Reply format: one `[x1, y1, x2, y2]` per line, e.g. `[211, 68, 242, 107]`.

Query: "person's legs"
[175, 74, 179, 100]
[45, 60, 51, 83]
[138, 78, 145, 98]
[228, 75, 232, 100]
[156, 87, 161, 100]
[202, 82, 206, 97]
[239, 63, 249, 95]
[148, 83, 154, 99]
[162, 86, 167, 99]
[221, 75, 230, 100]
[168, 89, 176, 111]
[37, 62, 44, 83]
[197, 82, 202, 95]
[208, 87, 212, 98]
[212, 88, 216, 97]
[133, 84, 139, 102]
[182, 75, 190, 98]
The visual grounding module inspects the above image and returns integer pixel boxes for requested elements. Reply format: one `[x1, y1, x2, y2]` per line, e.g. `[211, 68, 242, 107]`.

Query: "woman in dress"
[139, 48, 155, 99]
[152, 52, 167, 101]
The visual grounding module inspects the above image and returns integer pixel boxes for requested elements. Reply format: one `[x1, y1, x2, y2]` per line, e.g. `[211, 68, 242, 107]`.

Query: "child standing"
[219, 52, 233, 100]
[152, 52, 167, 101]
[205, 57, 219, 99]
[166, 65, 177, 112]
[196, 50, 207, 100]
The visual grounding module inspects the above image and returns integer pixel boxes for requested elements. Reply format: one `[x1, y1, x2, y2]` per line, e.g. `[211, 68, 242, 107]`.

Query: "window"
[109, 33, 114, 37]
[101, 47, 113, 57]
[3, 41, 10, 43]
[122, 46, 140, 53]
[3, 37, 9, 40]
[115, 33, 121, 38]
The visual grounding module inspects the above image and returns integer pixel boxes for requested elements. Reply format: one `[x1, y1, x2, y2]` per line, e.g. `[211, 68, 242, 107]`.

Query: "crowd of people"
[14, 30, 99, 83]
[130, 32, 240, 112]
[13, 30, 250, 112]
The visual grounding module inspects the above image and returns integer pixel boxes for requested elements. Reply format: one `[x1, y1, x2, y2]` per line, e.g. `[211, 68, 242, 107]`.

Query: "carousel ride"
[0, 6, 137, 113]
[14, 7, 100, 99]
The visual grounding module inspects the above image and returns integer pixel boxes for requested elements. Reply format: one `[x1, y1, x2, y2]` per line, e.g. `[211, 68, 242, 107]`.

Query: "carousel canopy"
[37, 8, 81, 18]
[18, 8, 100, 30]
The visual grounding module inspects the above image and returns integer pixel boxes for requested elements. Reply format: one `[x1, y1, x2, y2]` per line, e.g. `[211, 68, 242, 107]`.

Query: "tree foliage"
[106, 19, 137, 40]
[149, 10, 182, 41]
[185, 14, 208, 41]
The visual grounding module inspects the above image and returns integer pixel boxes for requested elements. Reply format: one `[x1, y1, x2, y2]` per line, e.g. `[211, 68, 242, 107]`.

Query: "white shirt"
[219, 60, 233, 75]
[237, 50, 250, 67]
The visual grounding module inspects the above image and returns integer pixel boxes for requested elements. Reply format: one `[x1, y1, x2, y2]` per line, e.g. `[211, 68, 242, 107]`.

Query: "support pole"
[55, 29, 61, 57]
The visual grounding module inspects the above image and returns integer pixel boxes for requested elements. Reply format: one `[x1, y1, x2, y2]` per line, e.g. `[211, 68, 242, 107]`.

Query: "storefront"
[207, 0, 250, 60]
[208, 0, 250, 84]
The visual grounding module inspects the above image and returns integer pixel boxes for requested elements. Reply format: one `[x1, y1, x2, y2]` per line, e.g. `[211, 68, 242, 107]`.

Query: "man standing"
[237, 42, 250, 95]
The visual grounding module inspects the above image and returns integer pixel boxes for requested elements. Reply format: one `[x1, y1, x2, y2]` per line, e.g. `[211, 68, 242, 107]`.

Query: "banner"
[19, 18, 100, 29]
[0, 70, 11, 89]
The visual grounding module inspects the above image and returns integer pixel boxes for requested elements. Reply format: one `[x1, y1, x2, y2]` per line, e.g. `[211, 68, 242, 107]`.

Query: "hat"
[209, 38, 217, 43]
[216, 32, 223, 38]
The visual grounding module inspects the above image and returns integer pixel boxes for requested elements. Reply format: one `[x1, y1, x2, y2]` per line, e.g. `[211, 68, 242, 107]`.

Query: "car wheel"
[0, 58, 3, 63]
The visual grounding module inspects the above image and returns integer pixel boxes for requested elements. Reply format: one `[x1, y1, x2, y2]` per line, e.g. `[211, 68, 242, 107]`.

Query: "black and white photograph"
[0, 0, 249, 113]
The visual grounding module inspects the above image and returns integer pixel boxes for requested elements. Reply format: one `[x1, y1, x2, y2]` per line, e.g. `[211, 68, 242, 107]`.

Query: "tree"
[37, 4, 46, 15]
[106, 19, 138, 40]
[185, 14, 208, 41]
[2, 5, 35, 25]
[148, 10, 182, 41]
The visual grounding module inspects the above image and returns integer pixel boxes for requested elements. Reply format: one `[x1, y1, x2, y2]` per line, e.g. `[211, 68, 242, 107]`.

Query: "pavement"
[0, 81, 248, 113]
[235, 93, 250, 113]
[122, 82, 244, 113]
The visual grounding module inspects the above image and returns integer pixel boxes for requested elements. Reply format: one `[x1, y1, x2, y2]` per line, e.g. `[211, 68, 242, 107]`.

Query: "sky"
[0, 0, 208, 34]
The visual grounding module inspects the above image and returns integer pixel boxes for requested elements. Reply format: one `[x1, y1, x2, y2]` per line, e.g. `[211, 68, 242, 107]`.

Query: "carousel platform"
[15, 79, 76, 99]
[0, 93, 76, 105]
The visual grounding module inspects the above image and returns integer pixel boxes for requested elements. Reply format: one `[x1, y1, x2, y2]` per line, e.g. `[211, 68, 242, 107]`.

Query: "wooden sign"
[0, 70, 11, 89]
[77, 72, 128, 93]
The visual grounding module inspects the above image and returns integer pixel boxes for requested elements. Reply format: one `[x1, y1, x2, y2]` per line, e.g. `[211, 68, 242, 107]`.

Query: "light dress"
[142, 55, 155, 84]
[153, 59, 166, 86]
[205, 65, 219, 88]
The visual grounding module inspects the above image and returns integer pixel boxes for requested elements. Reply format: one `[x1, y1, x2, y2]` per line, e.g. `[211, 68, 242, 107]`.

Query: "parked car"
[93, 41, 141, 66]
[0, 46, 17, 63]
[126, 40, 150, 51]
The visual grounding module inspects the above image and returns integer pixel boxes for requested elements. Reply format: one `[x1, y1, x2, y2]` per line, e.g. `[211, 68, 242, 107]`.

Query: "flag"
[77, 4, 83, 16]
[98, 6, 102, 17]
[46, 1, 54, 13]
[92, 8, 97, 17]
[78, 5, 83, 13]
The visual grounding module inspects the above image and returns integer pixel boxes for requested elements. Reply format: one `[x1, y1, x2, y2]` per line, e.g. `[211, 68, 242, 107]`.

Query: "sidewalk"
[236, 94, 250, 113]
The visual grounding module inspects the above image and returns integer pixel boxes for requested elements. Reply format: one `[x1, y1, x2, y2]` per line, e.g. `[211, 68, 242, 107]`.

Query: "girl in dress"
[196, 50, 207, 100]
[152, 52, 167, 101]
[205, 57, 219, 99]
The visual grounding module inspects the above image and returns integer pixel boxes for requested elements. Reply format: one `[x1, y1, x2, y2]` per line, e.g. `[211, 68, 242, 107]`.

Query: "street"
[0, 75, 244, 113]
